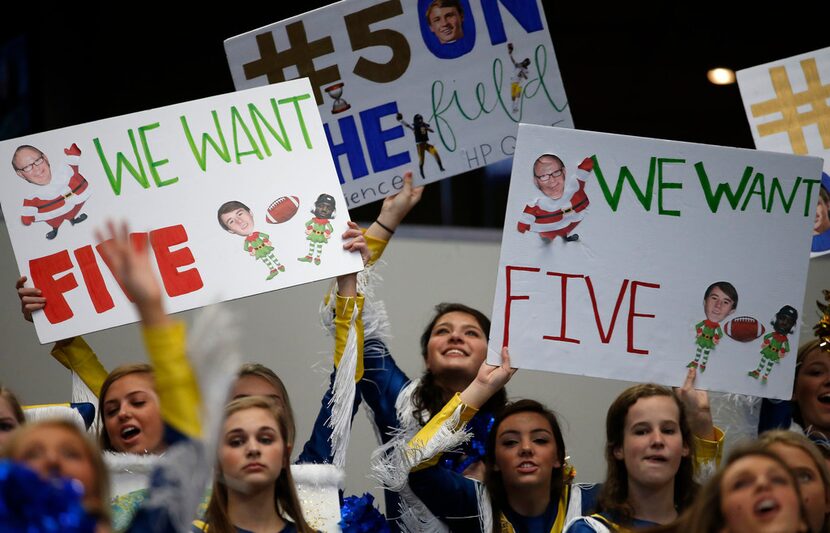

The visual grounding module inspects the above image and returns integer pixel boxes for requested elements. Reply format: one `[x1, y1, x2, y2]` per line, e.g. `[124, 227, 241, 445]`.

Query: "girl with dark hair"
[565, 374, 722, 532]
[303, 175, 513, 530]
[359, 296, 506, 531]
[482, 399, 580, 532]
[395, 357, 599, 532]
[362, 297, 509, 531]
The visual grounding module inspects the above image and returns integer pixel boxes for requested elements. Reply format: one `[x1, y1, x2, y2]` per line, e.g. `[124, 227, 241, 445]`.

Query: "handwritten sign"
[225, 0, 572, 208]
[737, 46, 830, 257]
[0, 79, 363, 344]
[489, 125, 821, 399]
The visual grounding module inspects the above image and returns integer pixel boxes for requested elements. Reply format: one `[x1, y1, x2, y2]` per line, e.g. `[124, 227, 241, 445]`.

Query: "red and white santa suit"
[517, 162, 590, 241]
[20, 144, 91, 229]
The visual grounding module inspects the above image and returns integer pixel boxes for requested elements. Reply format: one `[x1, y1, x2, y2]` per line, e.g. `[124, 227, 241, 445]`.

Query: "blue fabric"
[408, 467, 482, 532]
[359, 338, 412, 445]
[357, 338, 412, 531]
[758, 398, 794, 434]
[503, 504, 557, 533]
[190, 524, 298, 533]
[757, 398, 830, 449]
[578, 484, 601, 516]
[70, 402, 96, 430]
[565, 512, 658, 532]
[297, 365, 362, 464]
[0, 460, 96, 533]
[813, 230, 830, 253]
[409, 464, 601, 533]
[340, 493, 390, 532]
[564, 519, 597, 533]
[237, 525, 297, 533]
[440, 411, 495, 474]
[815, 173, 830, 253]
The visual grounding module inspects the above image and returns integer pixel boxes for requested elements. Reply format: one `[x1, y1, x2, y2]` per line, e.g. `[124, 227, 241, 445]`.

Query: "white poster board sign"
[0, 79, 363, 344]
[737, 46, 830, 257]
[225, 0, 572, 208]
[489, 125, 821, 399]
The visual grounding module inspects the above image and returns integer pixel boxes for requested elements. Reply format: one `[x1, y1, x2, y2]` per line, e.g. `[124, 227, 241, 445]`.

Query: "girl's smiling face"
[720, 454, 806, 533]
[794, 348, 830, 434]
[425, 311, 488, 384]
[102, 372, 164, 454]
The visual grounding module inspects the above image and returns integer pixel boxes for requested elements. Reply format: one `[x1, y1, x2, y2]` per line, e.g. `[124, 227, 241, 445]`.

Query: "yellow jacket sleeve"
[334, 294, 364, 381]
[50, 336, 108, 397]
[365, 232, 388, 266]
[142, 321, 201, 439]
[409, 393, 478, 471]
[694, 425, 724, 470]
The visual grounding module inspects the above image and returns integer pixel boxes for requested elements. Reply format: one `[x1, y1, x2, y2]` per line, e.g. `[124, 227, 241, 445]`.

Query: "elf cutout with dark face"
[299, 194, 335, 266]
[748, 305, 798, 384]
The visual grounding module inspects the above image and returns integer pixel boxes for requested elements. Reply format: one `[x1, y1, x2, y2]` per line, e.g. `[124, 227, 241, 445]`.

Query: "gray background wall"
[1, 221, 828, 503]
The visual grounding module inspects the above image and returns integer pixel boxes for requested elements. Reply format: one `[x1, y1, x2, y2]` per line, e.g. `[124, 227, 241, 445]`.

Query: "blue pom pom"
[0, 460, 97, 533]
[339, 492, 390, 533]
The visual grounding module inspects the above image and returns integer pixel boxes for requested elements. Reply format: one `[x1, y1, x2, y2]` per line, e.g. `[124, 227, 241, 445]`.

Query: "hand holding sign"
[16, 276, 45, 323]
[675, 367, 716, 441]
[336, 221, 370, 298]
[460, 347, 516, 409]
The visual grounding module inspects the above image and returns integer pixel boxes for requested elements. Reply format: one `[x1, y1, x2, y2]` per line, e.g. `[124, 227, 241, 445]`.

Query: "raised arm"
[96, 221, 201, 442]
[409, 348, 515, 469]
[675, 367, 724, 476]
[298, 223, 369, 464]
[365, 171, 423, 245]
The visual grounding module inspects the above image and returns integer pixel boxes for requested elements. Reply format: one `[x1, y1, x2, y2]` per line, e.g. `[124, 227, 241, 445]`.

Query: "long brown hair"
[597, 384, 697, 526]
[655, 444, 808, 533]
[413, 303, 506, 423]
[236, 363, 296, 446]
[484, 399, 568, 532]
[202, 396, 312, 533]
[97, 363, 155, 451]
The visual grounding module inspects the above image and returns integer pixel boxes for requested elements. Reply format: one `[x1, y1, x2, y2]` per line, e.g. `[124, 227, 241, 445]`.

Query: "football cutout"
[724, 316, 765, 342]
[266, 196, 300, 224]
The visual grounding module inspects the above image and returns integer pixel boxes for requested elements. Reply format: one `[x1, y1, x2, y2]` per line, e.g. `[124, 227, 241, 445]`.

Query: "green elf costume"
[299, 193, 335, 266]
[748, 305, 798, 385]
[688, 319, 723, 372]
[245, 231, 284, 280]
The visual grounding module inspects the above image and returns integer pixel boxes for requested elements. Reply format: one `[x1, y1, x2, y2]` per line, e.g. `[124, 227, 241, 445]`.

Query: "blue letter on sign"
[481, 0, 543, 45]
[360, 101, 410, 173]
[325, 117, 368, 184]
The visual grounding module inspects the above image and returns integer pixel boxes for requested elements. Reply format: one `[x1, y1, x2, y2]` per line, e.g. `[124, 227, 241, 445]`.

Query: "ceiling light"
[707, 68, 736, 85]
